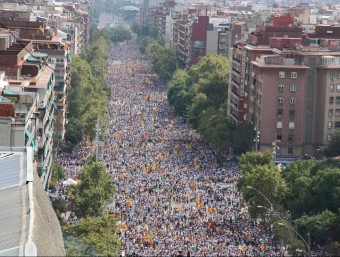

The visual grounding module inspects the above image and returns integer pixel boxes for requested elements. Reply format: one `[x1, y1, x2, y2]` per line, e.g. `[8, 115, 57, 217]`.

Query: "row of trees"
[238, 152, 340, 254]
[138, 36, 178, 81]
[56, 24, 132, 255]
[135, 29, 256, 155]
[63, 26, 131, 152]
[52, 162, 120, 256]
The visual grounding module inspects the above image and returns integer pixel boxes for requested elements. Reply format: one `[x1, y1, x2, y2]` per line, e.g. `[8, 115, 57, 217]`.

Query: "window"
[331, 72, 336, 79]
[290, 110, 295, 117]
[288, 135, 295, 142]
[276, 134, 282, 141]
[328, 134, 332, 141]
[277, 109, 283, 116]
[290, 84, 297, 92]
[330, 97, 334, 104]
[288, 147, 294, 155]
[277, 121, 283, 128]
[328, 121, 332, 129]
[289, 122, 295, 129]
[335, 121, 340, 128]
[291, 72, 297, 79]
[330, 84, 334, 92]
[336, 97, 340, 104]
[290, 98, 296, 104]
[278, 84, 284, 92]
[337, 84, 340, 92]
[335, 109, 340, 116]
[329, 109, 333, 117]
[277, 97, 284, 104]
[279, 71, 285, 78]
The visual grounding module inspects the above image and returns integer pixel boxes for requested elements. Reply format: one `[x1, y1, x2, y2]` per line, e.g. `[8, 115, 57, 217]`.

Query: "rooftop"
[0, 147, 65, 256]
[0, 147, 36, 256]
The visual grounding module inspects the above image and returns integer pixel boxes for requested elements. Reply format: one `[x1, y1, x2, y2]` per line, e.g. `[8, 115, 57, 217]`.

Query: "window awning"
[27, 56, 41, 62]
[3, 89, 16, 95]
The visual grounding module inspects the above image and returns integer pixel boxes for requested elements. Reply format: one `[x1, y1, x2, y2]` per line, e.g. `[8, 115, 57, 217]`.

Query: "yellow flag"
[186, 192, 190, 198]
[39, 25, 44, 33]
[152, 197, 156, 205]
[63, 42, 68, 50]
[178, 205, 184, 211]
[127, 199, 132, 208]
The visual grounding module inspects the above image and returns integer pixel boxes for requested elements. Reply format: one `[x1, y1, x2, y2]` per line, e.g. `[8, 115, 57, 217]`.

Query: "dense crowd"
[52, 39, 332, 257]
[100, 40, 282, 257]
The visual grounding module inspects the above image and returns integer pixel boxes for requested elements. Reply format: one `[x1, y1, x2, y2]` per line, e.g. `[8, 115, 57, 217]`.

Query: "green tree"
[130, 21, 141, 36]
[52, 197, 67, 214]
[239, 164, 288, 218]
[64, 117, 83, 146]
[189, 54, 229, 108]
[238, 151, 273, 175]
[232, 123, 257, 154]
[198, 107, 232, 152]
[282, 160, 316, 217]
[322, 129, 340, 157]
[282, 160, 340, 216]
[295, 210, 338, 244]
[311, 167, 340, 213]
[63, 215, 121, 256]
[72, 163, 115, 218]
[167, 69, 196, 115]
[188, 93, 210, 129]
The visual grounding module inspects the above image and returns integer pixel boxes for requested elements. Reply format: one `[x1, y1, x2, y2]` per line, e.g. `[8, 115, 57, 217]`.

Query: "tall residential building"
[0, 34, 55, 187]
[20, 35, 72, 140]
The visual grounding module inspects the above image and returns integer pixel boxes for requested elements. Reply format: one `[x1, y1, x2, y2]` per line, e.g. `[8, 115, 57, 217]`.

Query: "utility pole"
[254, 119, 260, 152]
[95, 115, 100, 162]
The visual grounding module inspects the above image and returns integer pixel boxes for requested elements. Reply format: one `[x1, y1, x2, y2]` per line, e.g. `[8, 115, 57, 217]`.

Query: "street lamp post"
[304, 154, 315, 160]
[278, 222, 311, 255]
[246, 185, 273, 211]
[257, 205, 293, 239]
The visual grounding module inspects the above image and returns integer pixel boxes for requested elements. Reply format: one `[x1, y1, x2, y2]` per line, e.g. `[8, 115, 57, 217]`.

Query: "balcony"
[232, 56, 241, 64]
[56, 98, 66, 106]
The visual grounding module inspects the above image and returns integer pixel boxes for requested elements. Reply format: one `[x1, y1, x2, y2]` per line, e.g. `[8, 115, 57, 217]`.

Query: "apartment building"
[0, 74, 39, 151]
[20, 35, 72, 141]
[0, 34, 55, 187]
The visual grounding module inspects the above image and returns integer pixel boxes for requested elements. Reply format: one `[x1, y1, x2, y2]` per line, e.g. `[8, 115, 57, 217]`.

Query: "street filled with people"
[100, 40, 283, 256]
[54, 39, 286, 256]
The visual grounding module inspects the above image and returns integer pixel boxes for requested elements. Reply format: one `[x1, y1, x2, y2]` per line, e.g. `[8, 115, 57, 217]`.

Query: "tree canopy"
[63, 29, 114, 152]
[237, 152, 288, 218]
[321, 129, 340, 157]
[63, 215, 121, 256]
[166, 54, 256, 155]
[72, 162, 115, 218]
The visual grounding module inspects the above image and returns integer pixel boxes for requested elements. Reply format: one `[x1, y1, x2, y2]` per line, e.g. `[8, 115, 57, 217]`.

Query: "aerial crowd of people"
[100, 39, 282, 257]
[52, 38, 329, 257]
